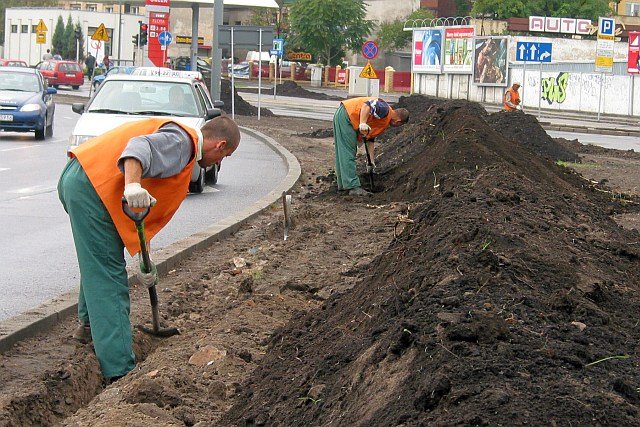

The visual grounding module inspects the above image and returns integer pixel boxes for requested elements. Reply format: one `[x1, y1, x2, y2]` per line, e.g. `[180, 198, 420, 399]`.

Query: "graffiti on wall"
[541, 72, 569, 104]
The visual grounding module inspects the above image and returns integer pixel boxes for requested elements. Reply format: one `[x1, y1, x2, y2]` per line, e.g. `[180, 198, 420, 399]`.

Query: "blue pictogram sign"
[515, 42, 552, 63]
[158, 31, 173, 46]
[361, 40, 379, 60]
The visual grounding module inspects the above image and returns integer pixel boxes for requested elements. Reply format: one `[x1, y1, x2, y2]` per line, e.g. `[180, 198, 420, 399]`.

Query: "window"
[627, 2, 640, 16]
[21, 25, 29, 33]
[130, 6, 139, 14]
[70, 3, 81, 10]
[234, 21, 242, 26]
[32, 25, 38, 33]
[86, 4, 97, 11]
[105, 6, 113, 13]
[11, 25, 17, 33]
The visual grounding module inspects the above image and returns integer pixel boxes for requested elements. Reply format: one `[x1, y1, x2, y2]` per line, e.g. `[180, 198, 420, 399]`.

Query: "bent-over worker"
[333, 97, 409, 196]
[58, 116, 240, 382]
[504, 82, 521, 111]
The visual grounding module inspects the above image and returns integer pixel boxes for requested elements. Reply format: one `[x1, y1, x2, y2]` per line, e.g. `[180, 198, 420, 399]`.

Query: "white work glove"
[123, 183, 157, 208]
[358, 123, 371, 135]
[136, 254, 158, 288]
[366, 162, 377, 174]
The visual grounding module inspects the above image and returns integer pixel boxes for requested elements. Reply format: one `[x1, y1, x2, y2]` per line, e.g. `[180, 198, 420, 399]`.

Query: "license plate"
[0, 114, 13, 122]
[66, 73, 76, 77]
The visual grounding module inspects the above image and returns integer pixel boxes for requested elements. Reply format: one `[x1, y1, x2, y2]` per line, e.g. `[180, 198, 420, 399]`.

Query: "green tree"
[0, 0, 57, 45]
[51, 15, 65, 57]
[471, 0, 611, 21]
[75, 21, 85, 61]
[377, 9, 433, 52]
[288, 0, 373, 65]
[63, 15, 75, 60]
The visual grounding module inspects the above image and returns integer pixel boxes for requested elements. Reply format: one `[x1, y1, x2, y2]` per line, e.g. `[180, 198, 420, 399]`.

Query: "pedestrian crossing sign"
[359, 61, 378, 79]
[91, 24, 110, 42]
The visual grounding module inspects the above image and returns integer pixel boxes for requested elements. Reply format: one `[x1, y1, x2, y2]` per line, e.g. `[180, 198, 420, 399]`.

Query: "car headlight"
[20, 103, 42, 112]
[69, 135, 93, 147]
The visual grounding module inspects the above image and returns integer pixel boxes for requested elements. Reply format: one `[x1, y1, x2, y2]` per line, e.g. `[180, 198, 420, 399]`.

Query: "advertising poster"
[473, 36, 508, 86]
[443, 26, 475, 73]
[628, 31, 640, 74]
[412, 28, 443, 74]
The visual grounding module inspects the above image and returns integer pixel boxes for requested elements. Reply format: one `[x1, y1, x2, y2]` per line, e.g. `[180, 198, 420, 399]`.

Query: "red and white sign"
[443, 27, 474, 74]
[145, 0, 170, 67]
[628, 31, 640, 74]
[529, 16, 592, 35]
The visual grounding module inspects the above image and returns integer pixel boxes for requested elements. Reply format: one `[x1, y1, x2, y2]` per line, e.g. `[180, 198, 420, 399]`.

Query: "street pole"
[597, 72, 604, 121]
[258, 28, 262, 121]
[538, 63, 542, 119]
[211, 0, 223, 101]
[191, 3, 199, 74]
[117, 0, 122, 65]
[231, 26, 235, 120]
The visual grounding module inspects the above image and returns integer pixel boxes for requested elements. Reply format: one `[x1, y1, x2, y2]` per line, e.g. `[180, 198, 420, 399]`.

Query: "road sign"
[91, 24, 109, 42]
[158, 31, 173, 46]
[272, 38, 284, 56]
[361, 40, 379, 60]
[515, 42, 552, 62]
[359, 61, 378, 79]
[269, 49, 278, 56]
[596, 17, 615, 73]
[628, 31, 640, 74]
[36, 32, 46, 44]
[36, 19, 48, 33]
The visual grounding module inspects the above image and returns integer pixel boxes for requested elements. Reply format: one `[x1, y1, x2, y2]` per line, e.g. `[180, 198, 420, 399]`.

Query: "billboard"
[443, 26, 474, 74]
[628, 31, 640, 74]
[412, 28, 443, 74]
[473, 36, 508, 86]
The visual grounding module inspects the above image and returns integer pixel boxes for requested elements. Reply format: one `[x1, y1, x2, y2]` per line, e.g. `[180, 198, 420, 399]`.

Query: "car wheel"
[205, 163, 219, 185]
[72, 85, 79, 90]
[35, 125, 45, 140]
[45, 118, 54, 138]
[188, 167, 205, 193]
[52, 84, 59, 89]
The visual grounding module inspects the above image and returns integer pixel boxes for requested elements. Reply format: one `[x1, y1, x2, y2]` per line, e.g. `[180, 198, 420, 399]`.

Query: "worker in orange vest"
[503, 82, 521, 111]
[333, 97, 409, 196]
[58, 117, 240, 382]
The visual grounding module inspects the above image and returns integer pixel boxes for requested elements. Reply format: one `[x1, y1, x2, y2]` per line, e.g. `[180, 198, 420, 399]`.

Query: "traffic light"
[139, 23, 148, 46]
[74, 27, 82, 40]
[132, 34, 139, 47]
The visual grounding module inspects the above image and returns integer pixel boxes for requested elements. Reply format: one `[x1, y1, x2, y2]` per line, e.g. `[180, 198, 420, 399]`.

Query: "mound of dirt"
[298, 128, 334, 138]
[220, 79, 274, 117]
[276, 80, 345, 101]
[487, 110, 579, 162]
[223, 101, 640, 425]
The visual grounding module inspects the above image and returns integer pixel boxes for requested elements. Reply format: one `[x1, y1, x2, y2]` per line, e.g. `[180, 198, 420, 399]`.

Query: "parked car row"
[0, 58, 28, 67]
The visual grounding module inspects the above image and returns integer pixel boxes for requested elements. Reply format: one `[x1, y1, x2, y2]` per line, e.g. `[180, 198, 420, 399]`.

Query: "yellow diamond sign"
[359, 61, 378, 79]
[91, 24, 110, 42]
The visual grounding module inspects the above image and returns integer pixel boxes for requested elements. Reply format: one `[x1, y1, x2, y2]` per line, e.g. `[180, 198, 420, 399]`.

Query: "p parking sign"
[599, 17, 615, 36]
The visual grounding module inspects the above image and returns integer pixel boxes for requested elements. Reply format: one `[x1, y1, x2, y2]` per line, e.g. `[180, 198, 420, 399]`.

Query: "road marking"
[10, 185, 54, 195]
[0, 145, 37, 152]
[0, 168, 9, 172]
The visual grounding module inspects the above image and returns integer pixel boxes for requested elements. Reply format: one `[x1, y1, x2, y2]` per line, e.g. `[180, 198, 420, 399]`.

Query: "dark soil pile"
[220, 79, 274, 117]
[224, 100, 640, 425]
[557, 137, 640, 158]
[487, 110, 579, 162]
[298, 127, 334, 138]
[276, 80, 345, 101]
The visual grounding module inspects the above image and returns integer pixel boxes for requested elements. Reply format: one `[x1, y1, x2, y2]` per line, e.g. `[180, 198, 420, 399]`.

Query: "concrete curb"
[0, 127, 301, 353]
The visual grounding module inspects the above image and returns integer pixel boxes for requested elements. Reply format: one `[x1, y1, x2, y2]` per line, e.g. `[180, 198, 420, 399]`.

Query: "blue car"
[92, 65, 136, 90]
[0, 67, 56, 140]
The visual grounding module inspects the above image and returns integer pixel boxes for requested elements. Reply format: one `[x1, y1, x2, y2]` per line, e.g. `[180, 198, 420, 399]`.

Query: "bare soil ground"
[1, 96, 640, 426]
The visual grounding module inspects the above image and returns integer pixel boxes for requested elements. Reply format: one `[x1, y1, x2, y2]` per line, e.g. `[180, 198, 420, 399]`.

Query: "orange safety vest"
[503, 88, 520, 111]
[342, 97, 393, 139]
[71, 118, 199, 256]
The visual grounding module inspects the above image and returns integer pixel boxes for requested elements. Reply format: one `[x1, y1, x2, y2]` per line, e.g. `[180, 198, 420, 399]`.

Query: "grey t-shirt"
[117, 123, 194, 178]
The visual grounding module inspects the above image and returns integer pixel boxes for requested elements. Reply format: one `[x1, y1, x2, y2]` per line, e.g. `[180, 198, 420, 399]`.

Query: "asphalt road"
[0, 104, 286, 321]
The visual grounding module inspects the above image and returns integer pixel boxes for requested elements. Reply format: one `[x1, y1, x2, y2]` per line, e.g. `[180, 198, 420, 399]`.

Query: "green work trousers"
[333, 104, 361, 191]
[58, 158, 135, 379]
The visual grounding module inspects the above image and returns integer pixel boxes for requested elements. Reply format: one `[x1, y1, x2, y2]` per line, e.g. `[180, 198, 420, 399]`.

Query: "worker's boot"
[348, 187, 372, 196]
[72, 323, 92, 344]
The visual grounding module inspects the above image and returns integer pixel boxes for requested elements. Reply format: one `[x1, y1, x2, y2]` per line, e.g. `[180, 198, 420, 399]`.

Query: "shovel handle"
[122, 198, 152, 272]
[121, 197, 150, 226]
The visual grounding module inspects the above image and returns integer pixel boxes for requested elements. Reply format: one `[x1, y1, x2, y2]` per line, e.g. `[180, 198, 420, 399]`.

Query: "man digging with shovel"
[333, 97, 409, 196]
[58, 116, 240, 382]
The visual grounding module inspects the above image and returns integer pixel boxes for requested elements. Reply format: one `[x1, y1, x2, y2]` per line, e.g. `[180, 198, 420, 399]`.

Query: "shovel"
[122, 199, 180, 338]
[363, 139, 375, 192]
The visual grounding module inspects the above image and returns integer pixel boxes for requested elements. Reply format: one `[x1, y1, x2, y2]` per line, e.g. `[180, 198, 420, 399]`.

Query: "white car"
[69, 71, 223, 193]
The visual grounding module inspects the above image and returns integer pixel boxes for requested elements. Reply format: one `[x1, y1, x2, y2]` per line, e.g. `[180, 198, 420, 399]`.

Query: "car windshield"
[88, 80, 200, 116]
[0, 72, 41, 92]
